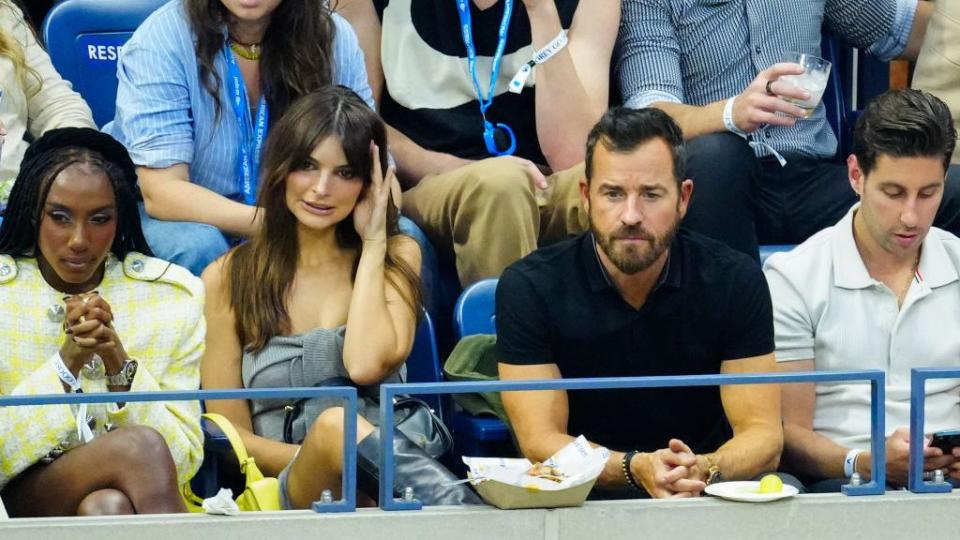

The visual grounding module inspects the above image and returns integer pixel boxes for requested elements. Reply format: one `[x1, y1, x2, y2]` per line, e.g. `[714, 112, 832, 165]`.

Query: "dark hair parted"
[853, 89, 957, 176]
[186, 0, 335, 123]
[0, 129, 151, 260]
[585, 106, 687, 185]
[227, 87, 421, 353]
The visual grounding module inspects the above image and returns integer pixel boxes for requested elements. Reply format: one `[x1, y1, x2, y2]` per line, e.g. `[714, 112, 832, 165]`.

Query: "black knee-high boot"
[356, 428, 483, 506]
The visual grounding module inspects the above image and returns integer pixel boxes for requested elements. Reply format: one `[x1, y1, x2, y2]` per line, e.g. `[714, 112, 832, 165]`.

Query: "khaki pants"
[913, 0, 960, 164]
[402, 158, 588, 286]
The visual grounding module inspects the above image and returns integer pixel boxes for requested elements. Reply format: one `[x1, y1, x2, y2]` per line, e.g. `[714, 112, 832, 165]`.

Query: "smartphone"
[929, 429, 960, 452]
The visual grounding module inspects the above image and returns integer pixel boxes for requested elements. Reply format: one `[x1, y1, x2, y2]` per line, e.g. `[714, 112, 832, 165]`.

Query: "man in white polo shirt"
[766, 89, 960, 492]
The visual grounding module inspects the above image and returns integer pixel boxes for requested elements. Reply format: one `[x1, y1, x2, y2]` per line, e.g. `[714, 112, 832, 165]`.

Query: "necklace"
[229, 37, 261, 61]
[896, 251, 921, 308]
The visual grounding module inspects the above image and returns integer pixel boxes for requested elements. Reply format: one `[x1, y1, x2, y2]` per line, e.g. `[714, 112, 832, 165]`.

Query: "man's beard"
[592, 213, 681, 275]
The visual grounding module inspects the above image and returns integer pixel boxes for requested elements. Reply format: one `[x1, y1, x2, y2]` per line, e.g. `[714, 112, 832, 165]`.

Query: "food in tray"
[527, 462, 566, 483]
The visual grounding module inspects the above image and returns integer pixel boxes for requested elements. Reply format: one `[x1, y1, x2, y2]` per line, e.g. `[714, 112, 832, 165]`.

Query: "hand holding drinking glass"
[774, 52, 832, 118]
[731, 63, 810, 133]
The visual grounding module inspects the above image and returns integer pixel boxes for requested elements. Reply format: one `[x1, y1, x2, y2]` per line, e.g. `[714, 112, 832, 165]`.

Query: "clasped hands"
[59, 291, 128, 378]
[630, 439, 709, 498]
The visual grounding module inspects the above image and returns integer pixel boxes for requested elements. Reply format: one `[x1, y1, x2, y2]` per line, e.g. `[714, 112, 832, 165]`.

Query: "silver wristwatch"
[106, 359, 139, 386]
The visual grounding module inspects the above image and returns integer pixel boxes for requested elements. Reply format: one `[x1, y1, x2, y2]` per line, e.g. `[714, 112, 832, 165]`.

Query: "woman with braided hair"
[0, 128, 203, 516]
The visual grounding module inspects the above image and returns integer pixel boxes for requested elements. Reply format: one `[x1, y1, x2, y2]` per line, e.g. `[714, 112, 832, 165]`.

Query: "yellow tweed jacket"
[0, 253, 204, 489]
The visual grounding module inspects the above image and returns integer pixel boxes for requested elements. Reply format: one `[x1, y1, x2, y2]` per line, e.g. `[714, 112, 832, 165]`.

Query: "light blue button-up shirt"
[616, 0, 917, 161]
[104, 0, 374, 199]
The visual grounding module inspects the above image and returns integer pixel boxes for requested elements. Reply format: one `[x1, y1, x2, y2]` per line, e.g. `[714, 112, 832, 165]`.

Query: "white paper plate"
[704, 481, 799, 502]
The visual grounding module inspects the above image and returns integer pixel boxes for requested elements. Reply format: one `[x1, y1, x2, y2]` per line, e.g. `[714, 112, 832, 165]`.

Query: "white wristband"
[722, 97, 749, 138]
[509, 31, 568, 94]
[52, 353, 95, 443]
[723, 97, 789, 166]
[54, 352, 82, 392]
[844, 448, 864, 478]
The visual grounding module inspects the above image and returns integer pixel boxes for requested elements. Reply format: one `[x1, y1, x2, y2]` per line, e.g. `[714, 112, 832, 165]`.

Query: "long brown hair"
[185, 0, 336, 123]
[227, 87, 421, 353]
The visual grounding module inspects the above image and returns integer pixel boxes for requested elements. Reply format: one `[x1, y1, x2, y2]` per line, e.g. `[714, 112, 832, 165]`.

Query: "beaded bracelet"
[622, 450, 643, 492]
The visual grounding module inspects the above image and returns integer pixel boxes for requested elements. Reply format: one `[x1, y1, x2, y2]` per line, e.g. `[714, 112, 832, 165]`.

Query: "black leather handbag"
[282, 378, 453, 460]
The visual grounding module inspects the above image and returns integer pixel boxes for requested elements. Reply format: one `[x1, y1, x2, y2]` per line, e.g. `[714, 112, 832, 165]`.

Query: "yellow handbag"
[182, 413, 282, 512]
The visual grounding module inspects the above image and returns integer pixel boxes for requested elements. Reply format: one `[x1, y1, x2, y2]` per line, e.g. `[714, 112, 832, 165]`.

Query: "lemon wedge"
[758, 474, 783, 494]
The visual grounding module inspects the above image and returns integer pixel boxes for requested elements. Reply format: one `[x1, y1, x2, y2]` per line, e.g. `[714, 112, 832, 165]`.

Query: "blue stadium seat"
[398, 218, 444, 338]
[453, 279, 498, 339]
[402, 311, 446, 417]
[821, 28, 890, 159]
[758, 244, 794, 264]
[41, 0, 167, 127]
[190, 416, 240, 500]
[451, 279, 510, 457]
[820, 29, 847, 160]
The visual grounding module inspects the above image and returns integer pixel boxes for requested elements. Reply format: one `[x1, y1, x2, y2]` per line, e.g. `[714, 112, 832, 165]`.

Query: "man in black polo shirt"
[497, 107, 783, 498]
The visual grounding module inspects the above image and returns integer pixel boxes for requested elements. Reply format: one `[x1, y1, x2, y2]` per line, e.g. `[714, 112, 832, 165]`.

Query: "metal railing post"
[908, 368, 960, 493]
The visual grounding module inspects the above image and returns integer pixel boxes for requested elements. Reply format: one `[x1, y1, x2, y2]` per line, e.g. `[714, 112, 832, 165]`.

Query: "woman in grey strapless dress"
[199, 87, 479, 509]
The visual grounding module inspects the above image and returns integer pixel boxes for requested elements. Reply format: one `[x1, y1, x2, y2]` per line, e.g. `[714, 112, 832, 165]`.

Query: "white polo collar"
[831, 203, 959, 290]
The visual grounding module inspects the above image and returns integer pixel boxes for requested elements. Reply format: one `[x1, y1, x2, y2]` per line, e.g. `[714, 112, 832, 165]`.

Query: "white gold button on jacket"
[47, 303, 65, 323]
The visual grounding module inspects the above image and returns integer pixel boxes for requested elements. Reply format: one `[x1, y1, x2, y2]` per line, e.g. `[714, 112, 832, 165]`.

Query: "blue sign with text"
[72, 32, 133, 126]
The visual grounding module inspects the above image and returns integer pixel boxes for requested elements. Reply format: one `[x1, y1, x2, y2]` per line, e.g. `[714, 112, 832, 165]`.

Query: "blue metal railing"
[378, 370, 887, 510]
[909, 368, 960, 493]
[0, 387, 359, 513]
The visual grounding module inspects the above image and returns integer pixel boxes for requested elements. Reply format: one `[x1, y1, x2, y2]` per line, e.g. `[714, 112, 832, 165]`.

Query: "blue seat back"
[41, 0, 167, 127]
[820, 29, 847, 160]
[453, 279, 498, 339]
[821, 27, 890, 160]
[451, 279, 512, 454]
[403, 311, 444, 415]
[758, 244, 795, 264]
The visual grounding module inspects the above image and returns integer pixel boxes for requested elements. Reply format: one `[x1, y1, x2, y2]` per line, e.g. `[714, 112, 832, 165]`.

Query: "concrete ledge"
[3, 491, 960, 540]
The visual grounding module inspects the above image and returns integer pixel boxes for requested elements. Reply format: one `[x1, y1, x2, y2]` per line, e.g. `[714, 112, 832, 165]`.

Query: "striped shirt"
[104, 0, 374, 199]
[616, 0, 917, 160]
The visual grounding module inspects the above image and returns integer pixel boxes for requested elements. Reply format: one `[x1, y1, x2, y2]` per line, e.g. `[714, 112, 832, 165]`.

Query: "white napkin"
[463, 435, 608, 491]
[202, 488, 240, 516]
[0, 495, 8, 519]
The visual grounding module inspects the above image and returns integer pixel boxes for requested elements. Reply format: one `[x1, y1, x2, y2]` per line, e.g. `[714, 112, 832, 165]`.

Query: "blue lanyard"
[455, 0, 517, 156]
[225, 47, 269, 205]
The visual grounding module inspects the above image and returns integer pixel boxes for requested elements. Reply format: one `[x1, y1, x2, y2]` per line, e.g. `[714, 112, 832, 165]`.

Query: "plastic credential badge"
[463, 435, 608, 509]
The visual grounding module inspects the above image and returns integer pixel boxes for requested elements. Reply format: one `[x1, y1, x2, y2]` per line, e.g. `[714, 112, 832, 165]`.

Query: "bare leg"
[1, 426, 186, 516]
[77, 489, 135, 516]
[284, 408, 375, 509]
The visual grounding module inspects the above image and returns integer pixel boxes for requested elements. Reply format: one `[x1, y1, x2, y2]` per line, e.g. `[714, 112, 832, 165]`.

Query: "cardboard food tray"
[472, 475, 598, 510]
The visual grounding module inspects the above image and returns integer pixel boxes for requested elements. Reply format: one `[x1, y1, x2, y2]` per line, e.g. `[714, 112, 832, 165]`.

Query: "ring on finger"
[765, 80, 775, 96]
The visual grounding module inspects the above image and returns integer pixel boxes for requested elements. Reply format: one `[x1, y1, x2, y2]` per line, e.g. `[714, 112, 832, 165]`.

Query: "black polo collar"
[580, 232, 682, 294]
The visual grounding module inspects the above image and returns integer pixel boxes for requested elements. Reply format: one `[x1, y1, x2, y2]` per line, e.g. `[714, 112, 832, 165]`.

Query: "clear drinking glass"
[777, 52, 832, 118]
